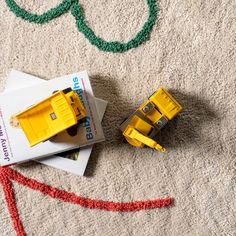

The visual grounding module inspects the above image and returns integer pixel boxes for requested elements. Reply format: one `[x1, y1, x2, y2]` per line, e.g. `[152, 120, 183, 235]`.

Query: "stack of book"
[0, 70, 107, 176]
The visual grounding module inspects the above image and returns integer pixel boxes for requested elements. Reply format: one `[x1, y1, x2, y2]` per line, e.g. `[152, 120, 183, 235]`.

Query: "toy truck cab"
[15, 88, 86, 147]
[120, 87, 182, 152]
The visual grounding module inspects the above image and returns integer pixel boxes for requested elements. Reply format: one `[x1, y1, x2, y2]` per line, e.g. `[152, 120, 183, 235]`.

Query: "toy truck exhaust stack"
[120, 87, 182, 152]
[15, 88, 86, 147]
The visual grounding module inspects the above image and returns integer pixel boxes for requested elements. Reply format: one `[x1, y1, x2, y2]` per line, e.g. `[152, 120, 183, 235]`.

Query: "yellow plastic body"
[121, 87, 182, 152]
[123, 125, 166, 152]
[123, 115, 153, 148]
[15, 89, 86, 147]
[138, 87, 182, 122]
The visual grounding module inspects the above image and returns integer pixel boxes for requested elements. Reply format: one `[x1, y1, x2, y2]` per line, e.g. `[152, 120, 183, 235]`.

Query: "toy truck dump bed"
[15, 88, 86, 147]
[147, 87, 182, 120]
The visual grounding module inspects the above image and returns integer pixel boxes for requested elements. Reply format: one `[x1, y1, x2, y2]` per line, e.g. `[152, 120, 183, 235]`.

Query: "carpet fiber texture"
[0, 0, 235, 235]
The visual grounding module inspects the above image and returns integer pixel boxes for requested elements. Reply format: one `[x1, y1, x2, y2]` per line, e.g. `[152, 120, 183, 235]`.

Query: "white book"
[4, 70, 107, 175]
[37, 97, 107, 176]
[0, 70, 105, 166]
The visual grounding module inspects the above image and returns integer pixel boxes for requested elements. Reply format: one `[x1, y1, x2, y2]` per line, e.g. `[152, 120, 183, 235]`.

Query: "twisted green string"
[5, 0, 158, 53]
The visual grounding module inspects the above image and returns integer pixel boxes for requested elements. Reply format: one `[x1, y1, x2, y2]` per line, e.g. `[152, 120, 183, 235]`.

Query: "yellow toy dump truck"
[15, 88, 86, 147]
[120, 87, 182, 152]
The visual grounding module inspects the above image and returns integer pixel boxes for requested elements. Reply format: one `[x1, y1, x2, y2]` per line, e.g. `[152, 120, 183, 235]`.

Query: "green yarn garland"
[5, 0, 158, 53]
[5, 0, 74, 24]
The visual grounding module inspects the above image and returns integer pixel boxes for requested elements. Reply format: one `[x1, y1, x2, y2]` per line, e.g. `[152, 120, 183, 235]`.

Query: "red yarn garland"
[0, 173, 26, 236]
[0, 167, 172, 235]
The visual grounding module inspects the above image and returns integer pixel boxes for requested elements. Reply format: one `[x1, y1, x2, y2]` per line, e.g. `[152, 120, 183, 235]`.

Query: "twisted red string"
[0, 167, 172, 235]
[0, 173, 26, 236]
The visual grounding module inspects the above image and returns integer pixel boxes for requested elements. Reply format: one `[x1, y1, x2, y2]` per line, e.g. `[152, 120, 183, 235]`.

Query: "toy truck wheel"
[63, 87, 73, 94]
[78, 117, 87, 124]
[42, 135, 57, 143]
[49, 135, 57, 140]
[66, 124, 79, 136]
[122, 137, 128, 143]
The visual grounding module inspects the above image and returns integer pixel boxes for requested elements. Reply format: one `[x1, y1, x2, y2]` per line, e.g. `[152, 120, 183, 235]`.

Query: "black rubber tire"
[63, 87, 73, 94]
[66, 124, 79, 136]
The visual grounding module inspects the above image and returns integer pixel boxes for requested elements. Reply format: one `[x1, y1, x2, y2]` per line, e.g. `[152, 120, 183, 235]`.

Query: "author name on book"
[0, 109, 12, 162]
[0, 125, 10, 161]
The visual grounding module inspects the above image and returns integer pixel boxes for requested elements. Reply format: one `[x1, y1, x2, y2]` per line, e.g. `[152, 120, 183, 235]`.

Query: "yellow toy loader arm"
[124, 126, 166, 152]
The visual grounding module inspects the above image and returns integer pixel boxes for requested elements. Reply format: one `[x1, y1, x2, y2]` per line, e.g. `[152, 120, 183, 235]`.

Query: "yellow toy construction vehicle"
[15, 88, 86, 147]
[120, 87, 182, 152]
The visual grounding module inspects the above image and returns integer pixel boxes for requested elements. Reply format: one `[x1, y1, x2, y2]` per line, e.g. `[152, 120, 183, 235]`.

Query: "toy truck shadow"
[47, 116, 87, 142]
[155, 90, 219, 151]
